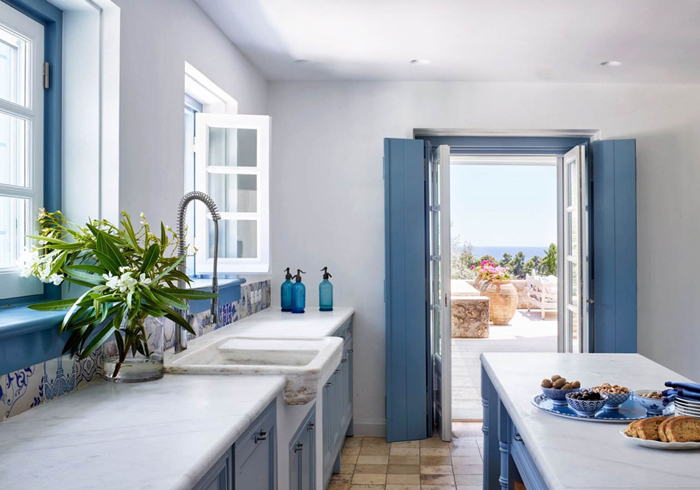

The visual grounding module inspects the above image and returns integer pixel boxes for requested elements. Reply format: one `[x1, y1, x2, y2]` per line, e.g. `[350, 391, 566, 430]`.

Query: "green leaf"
[160, 222, 167, 246]
[150, 287, 187, 310]
[161, 288, 219, 300]
[63, 266, 105, 286]
[140, 243, 160, 275]
[93, 249, 120, 274]
[69, 264, 107, 275]
[79, 312, 121, 360]
[61, 290, 92, 332]
[165, 308, 196, 335]
[153, 255, 184, 282]
[140, 286, 167, 310]
[97, 231, 127, 269]
[28, 299, 77, 311]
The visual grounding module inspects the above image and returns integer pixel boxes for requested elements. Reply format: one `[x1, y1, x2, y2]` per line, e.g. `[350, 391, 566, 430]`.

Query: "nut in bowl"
[631, 390, 670, 416]
[566, 390, 608, 417]
[591, 383, 631, 410]
[541, 375, 581, 406]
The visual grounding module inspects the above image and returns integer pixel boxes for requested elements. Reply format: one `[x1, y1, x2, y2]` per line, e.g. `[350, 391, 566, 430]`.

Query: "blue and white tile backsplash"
[0, 279, 272, 422]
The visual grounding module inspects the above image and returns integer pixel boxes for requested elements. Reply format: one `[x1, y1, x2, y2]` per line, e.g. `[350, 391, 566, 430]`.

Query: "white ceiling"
[194, 0, 700, 83]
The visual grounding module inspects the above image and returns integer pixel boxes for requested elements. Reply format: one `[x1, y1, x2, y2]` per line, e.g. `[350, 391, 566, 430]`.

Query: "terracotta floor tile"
[385, 485, 420, 490]
[357, 455, 389, 465]
[342, 447, 361, 457]
[360, 446, 391, 456]
[343, 437, 363, 447]
[327, 483, 350, 490]
[452, 464, 483, 475]
[455, 486, 481, 490]
[349, 485, 385, 490]
[420, 447, 450, 457]
[421, 485, 456, 490]
[420, 465, 453, 475]
[389, 447, 419, 456]
[391, 440, 419, 449]
[362, 437, 390, 447]
[453, 474, 482, 486]
[449, 447, 481, 457]
[451, 456, 482, 466]
[354, 464, 388, 474]
[340, 463, 356, 474]
[351, 473, 387, 485]
[420, 455, 451, 465]
[386, 473, 421, 485]
[330, 473, 353, 484]
[344, 454, 359, 464]
[388, 455, 420, 465]
[387, 464, 420, 474]
[421, 473, 456, 485]
[420, 437, 450, 448]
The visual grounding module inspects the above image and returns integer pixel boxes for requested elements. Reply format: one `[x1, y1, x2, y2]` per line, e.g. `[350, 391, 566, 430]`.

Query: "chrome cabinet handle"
[325, 382, 332, 388]
[307, 423, 315, 431]
[341, 358, 347, 363]
[254, 430, 268, 443]
[294, 442, 304, 453]
[334, 369, 341, 374]
[514, 433, 523, 442]
[348, 349, 354, 354]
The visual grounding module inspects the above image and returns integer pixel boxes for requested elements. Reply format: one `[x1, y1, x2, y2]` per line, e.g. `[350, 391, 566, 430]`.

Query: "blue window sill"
[0, 277, 246, 376]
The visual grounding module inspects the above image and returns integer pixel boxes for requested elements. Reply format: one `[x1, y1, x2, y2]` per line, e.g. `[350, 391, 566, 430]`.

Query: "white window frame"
[0, 3, 44, 299]
[184, 63, 270, 276]
[194, 113, 271, 274]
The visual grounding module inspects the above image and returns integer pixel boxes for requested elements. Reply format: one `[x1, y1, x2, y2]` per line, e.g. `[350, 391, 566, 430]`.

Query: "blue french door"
[591, 139, 637, 353]
[384, 138, 429, 442]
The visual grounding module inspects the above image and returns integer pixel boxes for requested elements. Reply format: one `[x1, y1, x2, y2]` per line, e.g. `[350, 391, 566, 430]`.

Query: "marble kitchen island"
[481, 353, 700, 490]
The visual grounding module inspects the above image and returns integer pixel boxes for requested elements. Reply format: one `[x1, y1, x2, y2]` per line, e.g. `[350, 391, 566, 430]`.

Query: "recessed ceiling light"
[410, 59, 431, 65]
[600, 61, 622, 67]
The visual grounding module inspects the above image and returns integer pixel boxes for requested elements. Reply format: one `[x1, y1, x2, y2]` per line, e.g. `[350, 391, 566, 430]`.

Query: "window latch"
[43, 62, 49, 89]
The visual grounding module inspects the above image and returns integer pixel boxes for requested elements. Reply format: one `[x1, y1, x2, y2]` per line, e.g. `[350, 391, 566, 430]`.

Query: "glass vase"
[102, 315, 164, 383]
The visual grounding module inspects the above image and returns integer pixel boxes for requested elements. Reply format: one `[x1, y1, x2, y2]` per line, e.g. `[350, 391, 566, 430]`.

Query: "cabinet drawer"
[332, 317, 353, 341]
[193, 449, 232, 490]
[510, 430, 548, 490]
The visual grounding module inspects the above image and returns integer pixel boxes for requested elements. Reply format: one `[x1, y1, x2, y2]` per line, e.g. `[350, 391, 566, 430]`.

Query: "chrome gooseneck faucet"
[175, 191, 221, 353]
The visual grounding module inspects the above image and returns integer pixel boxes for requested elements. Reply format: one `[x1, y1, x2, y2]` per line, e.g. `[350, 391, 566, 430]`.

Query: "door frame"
[415, 129, 600, 425]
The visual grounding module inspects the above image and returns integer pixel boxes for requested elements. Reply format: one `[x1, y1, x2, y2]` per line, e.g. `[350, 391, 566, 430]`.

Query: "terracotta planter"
[483, 280, 518, 325]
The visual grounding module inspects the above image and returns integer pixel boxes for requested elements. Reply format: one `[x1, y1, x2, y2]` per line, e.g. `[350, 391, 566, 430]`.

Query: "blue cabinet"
[290, 405, 316, 490]
[322, 318, 354, 487]
[193, 400, 277, 490]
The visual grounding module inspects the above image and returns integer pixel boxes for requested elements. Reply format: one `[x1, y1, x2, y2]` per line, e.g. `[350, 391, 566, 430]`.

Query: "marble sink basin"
[165, 336, 343, 405]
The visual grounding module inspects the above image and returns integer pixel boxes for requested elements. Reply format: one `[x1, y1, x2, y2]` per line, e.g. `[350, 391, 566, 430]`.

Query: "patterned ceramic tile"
[76, 346, 103, 390]
[43, 355, 76, 402]
[5, 363, 43, 418]
[0, 374, 6, 422]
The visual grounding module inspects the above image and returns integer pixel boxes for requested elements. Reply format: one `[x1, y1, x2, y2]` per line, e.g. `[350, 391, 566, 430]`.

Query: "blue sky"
[449, 164, 557, 247]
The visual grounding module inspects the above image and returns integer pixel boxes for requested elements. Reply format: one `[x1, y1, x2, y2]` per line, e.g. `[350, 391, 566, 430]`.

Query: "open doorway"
[449, 155, 559, 420]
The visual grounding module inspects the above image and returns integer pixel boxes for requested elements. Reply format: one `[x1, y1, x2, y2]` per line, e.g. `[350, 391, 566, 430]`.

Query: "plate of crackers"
[621, 415, 700, 449]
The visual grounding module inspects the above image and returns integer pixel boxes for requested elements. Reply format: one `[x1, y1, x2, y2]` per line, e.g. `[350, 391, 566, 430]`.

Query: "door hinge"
[43, 62, 49, 89]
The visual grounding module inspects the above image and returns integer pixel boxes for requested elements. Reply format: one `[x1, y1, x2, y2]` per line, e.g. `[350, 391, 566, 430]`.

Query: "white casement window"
[0, 3, 44, 299]
[194, 113, 270, 274]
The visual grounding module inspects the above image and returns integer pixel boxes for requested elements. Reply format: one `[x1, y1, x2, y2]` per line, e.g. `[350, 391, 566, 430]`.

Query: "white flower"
[103, 272, 120, 290]
[139, 273, 152, 286]
[38, 261, 53, 283]
[17, 248, 40, 278]
[49, 273, 64, 286]
[140, 212, 145, 219]
[119, 271, 138, 292]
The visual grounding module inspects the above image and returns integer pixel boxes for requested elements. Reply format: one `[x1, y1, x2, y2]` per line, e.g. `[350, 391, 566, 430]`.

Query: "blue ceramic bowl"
[541, 386, 581, 406]
[631, 391, 669, 415]
[596, 391, 630, 410]
[566, 392, 608, 417]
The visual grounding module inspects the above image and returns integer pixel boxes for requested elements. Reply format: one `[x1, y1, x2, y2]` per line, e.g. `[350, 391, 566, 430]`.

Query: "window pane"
[208, 219, 258, 259]
[0, 24, 29, 107]
[207, 127, 257, 167]
[0, 112, 28, 187]
[208, 173, 257, 213]
[0, 196, 28, 269]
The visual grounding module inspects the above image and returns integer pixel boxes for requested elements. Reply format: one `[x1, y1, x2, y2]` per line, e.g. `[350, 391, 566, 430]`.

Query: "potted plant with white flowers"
[20, 209, 216, 383]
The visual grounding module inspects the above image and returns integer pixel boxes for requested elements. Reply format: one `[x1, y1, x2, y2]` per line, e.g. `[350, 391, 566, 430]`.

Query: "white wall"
[269, 80, 700, 435]
[113, 0, 268, 226]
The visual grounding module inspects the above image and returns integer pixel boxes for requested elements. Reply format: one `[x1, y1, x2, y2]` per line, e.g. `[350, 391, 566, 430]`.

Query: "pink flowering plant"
[471, 259, 512, 281]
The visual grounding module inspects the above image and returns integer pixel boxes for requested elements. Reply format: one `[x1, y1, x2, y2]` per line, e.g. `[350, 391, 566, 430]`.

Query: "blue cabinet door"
[290, 405, 316, 490]
[384, 138, 429, 442]
[591, 140, 637, 353]
[193, 450, 232, 490]
[234, 401, 276, 490]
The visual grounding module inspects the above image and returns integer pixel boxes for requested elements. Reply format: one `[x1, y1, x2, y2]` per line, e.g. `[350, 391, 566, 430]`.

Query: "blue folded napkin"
[665, 381, 700, 394]
[663, 386, 700, 402]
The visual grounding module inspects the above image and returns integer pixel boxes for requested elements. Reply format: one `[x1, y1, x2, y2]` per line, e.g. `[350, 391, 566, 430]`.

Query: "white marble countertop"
[482, 353, 699, 490]
[0, 375, 285, 490]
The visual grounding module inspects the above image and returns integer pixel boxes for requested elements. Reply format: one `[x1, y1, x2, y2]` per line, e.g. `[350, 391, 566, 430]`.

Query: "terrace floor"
[452, 309, 557, 420]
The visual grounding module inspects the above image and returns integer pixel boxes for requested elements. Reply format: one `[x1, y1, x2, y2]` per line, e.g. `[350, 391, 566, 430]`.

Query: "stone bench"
[451, 295, 490, 338]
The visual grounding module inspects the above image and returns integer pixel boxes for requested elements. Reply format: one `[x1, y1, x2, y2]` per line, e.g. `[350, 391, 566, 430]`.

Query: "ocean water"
[472, 246, 552, 262]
